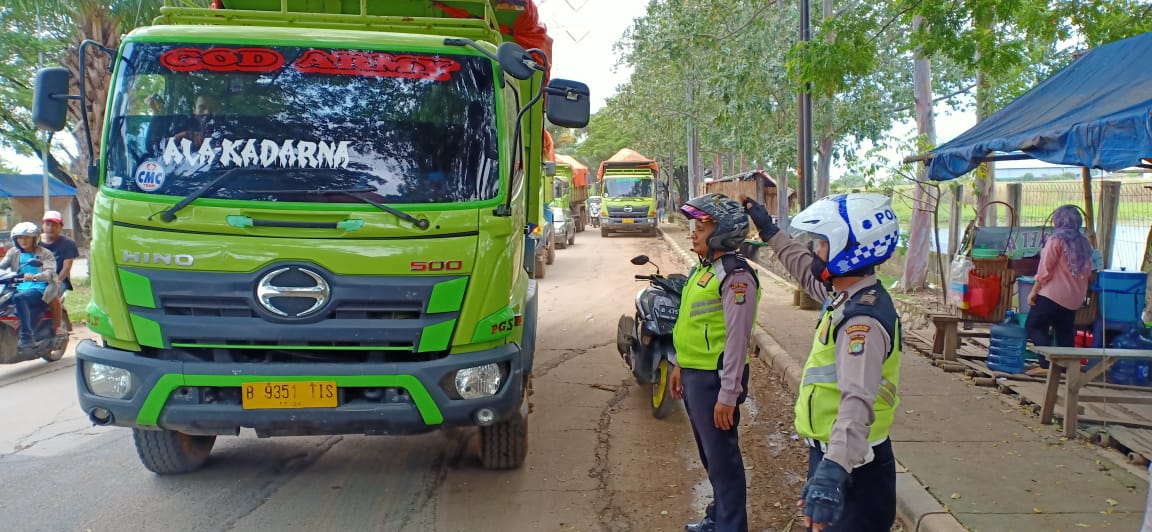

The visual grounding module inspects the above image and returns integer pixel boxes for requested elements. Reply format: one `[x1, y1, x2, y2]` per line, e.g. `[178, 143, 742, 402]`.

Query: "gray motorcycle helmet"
[679, 193, 750, 252]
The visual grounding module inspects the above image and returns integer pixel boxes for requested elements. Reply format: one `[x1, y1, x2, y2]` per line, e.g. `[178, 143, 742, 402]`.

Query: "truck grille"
[122, 264, 461, 354]
[606, 205, 648, 218]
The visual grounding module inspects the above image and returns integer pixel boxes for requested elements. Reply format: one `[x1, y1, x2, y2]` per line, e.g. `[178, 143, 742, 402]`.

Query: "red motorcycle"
[0, 260, 68, 364]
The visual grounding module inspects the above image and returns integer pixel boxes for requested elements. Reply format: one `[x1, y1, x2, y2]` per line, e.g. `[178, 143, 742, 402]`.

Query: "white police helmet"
[789, 193, 900, 275]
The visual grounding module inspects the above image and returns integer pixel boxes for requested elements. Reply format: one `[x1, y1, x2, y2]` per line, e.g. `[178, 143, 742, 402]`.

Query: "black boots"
[684, 516, 715, 532]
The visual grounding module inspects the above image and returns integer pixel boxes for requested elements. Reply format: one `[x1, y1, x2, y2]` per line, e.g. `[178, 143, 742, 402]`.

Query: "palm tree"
[6, 0, 209, 243]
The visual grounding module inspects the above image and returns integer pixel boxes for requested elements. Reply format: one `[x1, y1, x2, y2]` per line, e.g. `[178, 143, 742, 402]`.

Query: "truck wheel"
[556, 237, 567, 250]
[651, 359, 677, 419]
[133, 428, 216, 474]
[480, 412, 528, 469]
[567, 231, 575, 246]
[600, 228, 609, 237]
[546, 242, 556, 265]
[534, 254, 546, 279]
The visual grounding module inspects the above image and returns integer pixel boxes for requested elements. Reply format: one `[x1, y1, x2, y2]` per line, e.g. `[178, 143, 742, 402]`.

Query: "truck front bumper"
[601, 217, 656, 230]
[75, 340, 526, 436]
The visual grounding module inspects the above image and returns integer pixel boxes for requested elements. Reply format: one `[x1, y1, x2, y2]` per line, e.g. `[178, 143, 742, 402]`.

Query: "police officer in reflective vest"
[742, 193, 902, 532]
[669, 193, 760, 532]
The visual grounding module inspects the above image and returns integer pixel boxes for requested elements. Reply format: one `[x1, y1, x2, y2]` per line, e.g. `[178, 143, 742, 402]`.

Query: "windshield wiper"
[251, 188, 431, 230]
[153, 168, 246, 223]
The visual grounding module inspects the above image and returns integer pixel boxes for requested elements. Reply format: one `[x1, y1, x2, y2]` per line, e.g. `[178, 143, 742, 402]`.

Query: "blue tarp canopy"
[0, 174, 76, 198]
[928, 32, 1152, 181]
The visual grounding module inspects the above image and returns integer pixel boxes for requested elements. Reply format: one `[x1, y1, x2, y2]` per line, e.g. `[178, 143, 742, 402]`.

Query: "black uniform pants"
[681, 366, 751, 532]
[806, 439, 896, 532]
[1024, 295, 1077, 369]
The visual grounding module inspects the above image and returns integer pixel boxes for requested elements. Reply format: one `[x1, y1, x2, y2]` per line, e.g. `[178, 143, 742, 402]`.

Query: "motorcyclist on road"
[669, 193, 760, 532]
[0, 222, 59, 348]
[741, 193, 903, 532]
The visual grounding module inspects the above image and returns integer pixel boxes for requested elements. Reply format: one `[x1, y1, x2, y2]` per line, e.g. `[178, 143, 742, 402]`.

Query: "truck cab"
[597, 149, 659, 237]
[33, 0, 588, 474]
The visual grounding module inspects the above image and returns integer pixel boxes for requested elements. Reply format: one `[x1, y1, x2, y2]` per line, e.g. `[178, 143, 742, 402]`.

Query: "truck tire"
[567, 230, 575, 246]
[556, 236, 567, 250]
[600, 227, 609, 237]
[480, 410, 528, 469]
[133, 428, 216, 474]
[534, 254, 546, 279]
[545, 241, 555, 265]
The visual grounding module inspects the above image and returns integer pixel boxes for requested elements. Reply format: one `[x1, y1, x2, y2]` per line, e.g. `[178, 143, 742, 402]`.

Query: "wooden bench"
[1031, 346, 1152, 438]
[930, 313, 991, 361]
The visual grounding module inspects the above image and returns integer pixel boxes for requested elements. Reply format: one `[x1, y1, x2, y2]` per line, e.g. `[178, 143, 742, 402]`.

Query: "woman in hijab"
[1025, 204, 1095, 376]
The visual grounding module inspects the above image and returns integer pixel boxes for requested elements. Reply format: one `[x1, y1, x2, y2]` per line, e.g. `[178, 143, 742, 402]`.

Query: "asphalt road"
[0, 229, 705, 532]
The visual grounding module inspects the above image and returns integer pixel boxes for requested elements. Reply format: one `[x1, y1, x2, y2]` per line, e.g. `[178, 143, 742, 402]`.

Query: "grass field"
[65, 277, 89, 326]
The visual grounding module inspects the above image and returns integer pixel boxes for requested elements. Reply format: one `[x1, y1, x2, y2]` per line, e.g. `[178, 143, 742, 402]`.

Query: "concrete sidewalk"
[658, 223, 1148, 531]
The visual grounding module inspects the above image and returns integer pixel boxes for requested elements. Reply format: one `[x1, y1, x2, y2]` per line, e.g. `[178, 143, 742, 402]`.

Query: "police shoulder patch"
[847, 334, 866, 355]
[733, 288, 746, 305]
[858, 290, 878, 306]
[697, 271, 715, 287]
[845, 324, 871, 335]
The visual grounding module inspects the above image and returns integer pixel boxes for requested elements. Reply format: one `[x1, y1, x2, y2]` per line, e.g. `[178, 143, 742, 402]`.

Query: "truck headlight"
[84, 362, 138, 399]
[455, 363, 503, 399]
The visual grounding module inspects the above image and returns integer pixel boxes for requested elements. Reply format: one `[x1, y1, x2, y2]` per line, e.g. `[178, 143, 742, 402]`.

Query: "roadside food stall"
[905, 31, 1152, 440]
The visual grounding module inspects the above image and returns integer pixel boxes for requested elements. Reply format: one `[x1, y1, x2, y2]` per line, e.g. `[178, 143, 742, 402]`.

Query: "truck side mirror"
[544, 161, 556, 177]
[497, 42, 538, 81]
[544, 79, 590, 128]
[33, 68, 72, 132]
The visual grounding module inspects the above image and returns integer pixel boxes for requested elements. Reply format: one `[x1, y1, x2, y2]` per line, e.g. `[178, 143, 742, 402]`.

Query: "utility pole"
[686, 80, 699, 198]
[797, 0, 813, 208]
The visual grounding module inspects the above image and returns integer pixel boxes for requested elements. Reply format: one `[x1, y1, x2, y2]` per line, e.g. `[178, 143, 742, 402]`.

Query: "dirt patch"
[742, 366, 811, 531]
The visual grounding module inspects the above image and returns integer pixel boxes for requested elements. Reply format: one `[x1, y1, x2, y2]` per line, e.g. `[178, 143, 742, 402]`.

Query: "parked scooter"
[616, 254, 686, 418]
[0, 259, 68, 364]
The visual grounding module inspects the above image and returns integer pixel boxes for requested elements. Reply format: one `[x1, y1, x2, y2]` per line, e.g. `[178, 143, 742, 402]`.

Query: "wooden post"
[1082, 167, 1098, 247]
[948, 184, 965, 262]
[1097, 180, 1122, 270]
[1006, 183, 1022, 224]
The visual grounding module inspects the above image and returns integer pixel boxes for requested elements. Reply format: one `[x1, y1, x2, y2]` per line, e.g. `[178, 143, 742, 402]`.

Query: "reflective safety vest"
[794, 283, 902, 442]
[672, 254, 759, 370]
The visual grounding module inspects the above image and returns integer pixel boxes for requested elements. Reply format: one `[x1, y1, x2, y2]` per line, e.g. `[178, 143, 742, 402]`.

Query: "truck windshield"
[105, 42, 499, 204]
[603, 178, 653, 198]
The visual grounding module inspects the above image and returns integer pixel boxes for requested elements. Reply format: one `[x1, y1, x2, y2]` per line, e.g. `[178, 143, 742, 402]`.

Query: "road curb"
[657, 226, 969, 532]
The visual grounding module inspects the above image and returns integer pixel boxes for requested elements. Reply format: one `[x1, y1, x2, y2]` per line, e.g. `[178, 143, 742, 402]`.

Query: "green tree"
[4, 0, 211, 244]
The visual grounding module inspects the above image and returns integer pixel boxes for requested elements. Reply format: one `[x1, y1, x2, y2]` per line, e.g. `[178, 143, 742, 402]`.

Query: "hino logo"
[256, 267, 330, 318]
[623, 206, 633, 213]
[122, 251, 195, 266]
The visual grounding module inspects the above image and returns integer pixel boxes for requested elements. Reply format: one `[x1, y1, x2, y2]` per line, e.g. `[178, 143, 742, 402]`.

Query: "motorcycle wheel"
[41, 336, 68, 363]
[651, 359, 676, 419]
[615, 315, 635, 359]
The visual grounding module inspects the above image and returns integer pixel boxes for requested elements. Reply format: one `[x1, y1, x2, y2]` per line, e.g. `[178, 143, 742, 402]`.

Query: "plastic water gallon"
[1106, 328, 1152, 386]
[987, 310, 1027, 374]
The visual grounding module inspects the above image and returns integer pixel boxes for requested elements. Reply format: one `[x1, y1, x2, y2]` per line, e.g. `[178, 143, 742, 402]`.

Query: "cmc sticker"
[134, 160, 166, 192]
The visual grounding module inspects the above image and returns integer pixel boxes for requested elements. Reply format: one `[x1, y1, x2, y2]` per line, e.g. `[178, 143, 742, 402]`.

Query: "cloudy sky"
[535, 0, 650, 111]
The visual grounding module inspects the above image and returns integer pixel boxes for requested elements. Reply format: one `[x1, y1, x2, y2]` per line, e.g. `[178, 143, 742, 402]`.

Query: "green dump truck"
[32, 0, 588, 474]
[596, 148, 659, 237]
